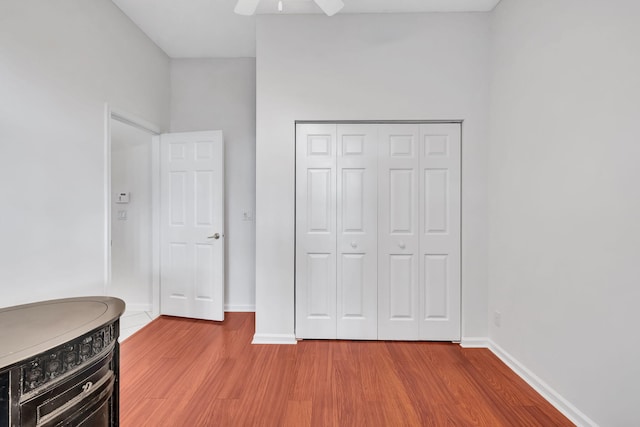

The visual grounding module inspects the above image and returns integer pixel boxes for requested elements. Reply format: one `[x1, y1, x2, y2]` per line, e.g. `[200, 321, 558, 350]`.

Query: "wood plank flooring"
[119, 313, 573, 426]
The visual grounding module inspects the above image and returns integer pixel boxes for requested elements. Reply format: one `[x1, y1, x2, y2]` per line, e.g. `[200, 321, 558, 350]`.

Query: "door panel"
[167, 243, 188, 299]
[336, 125, 377, 340]
[378, 125, 420, 340]
[340, 253, 365, 316]
[169, 171, 187, 225]
[195, 243, 214, 300]
[341, 169, 365, 232]
[296, 124, 337, 339]
[419, 124, 460, 340]
[160, 131, 224, 321]
[389, 169, 414, 233]
[424, 254, 448, 318]
[424, 169, 449, 233]
[308, 169, 333, 232]
[388, 254, 415, 319]
[195, 171, 215, 225]
[307, 253, 333, 317]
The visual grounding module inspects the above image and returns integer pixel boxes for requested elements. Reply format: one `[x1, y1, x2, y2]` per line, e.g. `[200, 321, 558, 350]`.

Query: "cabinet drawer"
[39, 371, 114, 427]
[21, 351, 114, 426]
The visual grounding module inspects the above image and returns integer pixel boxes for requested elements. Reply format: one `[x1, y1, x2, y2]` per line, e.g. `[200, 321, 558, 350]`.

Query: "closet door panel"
[307, 169, 333, 232]
[296, 124, 337, 339]
[336, 125, 377, 340]
[419, 124, 461, 340]
[424, 168, 449, 234]
[378, 125, 420, 340]
[424, 254, 448, 318]
[389, 170, 414, 233]
[340, 253, 366, 315]
[388, 254, 415, 318]
[306, 253, 334, 317]
[341, 169, 365, 231]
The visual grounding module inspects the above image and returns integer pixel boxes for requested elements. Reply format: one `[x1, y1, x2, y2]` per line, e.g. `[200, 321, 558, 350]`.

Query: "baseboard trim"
[488, 340, 596, 427]
[252, 333, 297, 345]
[225, 304, 256, 312]
[124, 303, 152, 312]
[460, 337, 489, 348]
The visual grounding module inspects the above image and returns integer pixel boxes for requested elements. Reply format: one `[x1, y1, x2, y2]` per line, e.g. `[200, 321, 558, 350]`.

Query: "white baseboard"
[488, 340, 597, 427]
[225, 304, 256, 312]
[252, 333, 297, 345]
[460, 337, 489, 348]
[124, 303, 152, 312]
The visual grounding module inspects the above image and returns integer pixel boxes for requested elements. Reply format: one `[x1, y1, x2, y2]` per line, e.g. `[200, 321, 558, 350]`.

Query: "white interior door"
[296, 124, 379, 339]
[295, 124, 337, 338]
[160, 130, 224, 321]
[419, 123, 461, 340]
[377, 125, 421, 340]
[336, 124, 378, 339]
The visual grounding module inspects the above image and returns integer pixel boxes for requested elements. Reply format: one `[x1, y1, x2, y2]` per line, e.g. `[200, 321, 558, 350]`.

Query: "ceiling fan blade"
[313, 0, 344, 16]
[234, 0, 261, 15]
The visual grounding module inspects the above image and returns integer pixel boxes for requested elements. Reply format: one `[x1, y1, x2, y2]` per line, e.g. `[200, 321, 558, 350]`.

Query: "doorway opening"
[104, 105, 161, 339]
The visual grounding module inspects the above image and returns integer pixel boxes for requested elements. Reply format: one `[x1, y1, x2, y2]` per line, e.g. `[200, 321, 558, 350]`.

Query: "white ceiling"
[111, 0, 501, 58]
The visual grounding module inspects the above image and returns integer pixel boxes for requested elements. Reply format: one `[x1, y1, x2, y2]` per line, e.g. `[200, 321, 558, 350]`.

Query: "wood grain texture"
[120, 313, 574, 426]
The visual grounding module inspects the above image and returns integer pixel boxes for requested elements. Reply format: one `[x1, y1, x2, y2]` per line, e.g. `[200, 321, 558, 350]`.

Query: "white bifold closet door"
[378, 123, 461, 340]
[377, 124, 421, 340]
[295, 124, 378, 339]
[296, 122, 460, 341]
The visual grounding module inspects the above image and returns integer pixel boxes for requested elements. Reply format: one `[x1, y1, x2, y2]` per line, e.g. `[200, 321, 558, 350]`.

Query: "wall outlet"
[116, 192, 130, 203]
[493, 311, 502, 327]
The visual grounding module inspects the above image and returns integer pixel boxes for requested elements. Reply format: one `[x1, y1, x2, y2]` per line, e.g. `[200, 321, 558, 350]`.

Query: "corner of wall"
[459, 337, 489, 348]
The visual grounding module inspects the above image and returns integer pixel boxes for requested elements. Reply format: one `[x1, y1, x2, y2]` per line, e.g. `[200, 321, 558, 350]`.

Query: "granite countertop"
[0, 296, 125, 371]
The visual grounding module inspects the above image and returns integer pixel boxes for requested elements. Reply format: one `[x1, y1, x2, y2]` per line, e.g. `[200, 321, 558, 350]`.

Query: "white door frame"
[104, 103, 161, 318]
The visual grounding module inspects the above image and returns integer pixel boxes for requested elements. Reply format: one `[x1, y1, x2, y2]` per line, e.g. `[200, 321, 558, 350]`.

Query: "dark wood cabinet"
[0, 297, 125, 427]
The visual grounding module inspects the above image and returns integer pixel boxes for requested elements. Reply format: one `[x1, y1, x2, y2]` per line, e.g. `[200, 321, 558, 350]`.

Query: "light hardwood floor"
[119, 313, 573, 426]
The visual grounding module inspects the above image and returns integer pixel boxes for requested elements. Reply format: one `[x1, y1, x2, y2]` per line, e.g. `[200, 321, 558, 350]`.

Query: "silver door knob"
[398, 241, 406, 249]
[351, 241, 358, 249]
[208, 233, 220, 240]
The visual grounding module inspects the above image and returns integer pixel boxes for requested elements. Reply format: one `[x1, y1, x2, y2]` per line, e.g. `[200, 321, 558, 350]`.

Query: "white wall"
[255, 13, 490, 341]
[110, 119, 153, 310]
[0, 0, 170, 308]
[170, 58, 256, 311]
[489, 0, 640, 425]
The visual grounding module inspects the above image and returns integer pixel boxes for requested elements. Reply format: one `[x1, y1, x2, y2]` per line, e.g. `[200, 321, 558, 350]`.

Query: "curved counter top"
[0, 296, 125, 371]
